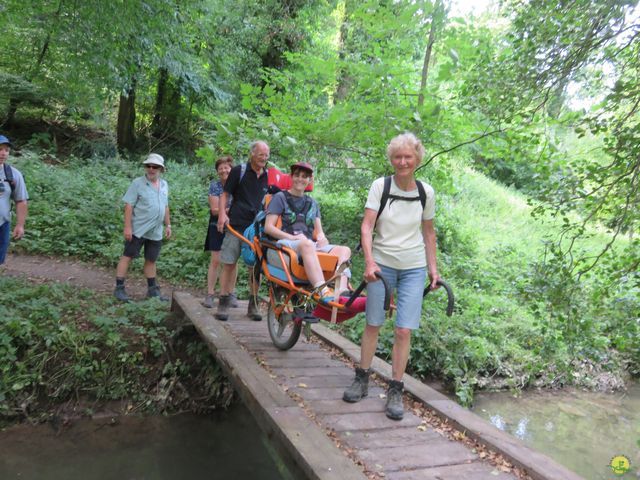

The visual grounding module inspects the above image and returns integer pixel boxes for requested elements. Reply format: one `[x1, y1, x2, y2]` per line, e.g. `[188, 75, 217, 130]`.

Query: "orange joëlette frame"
[225, 224, 348, 310]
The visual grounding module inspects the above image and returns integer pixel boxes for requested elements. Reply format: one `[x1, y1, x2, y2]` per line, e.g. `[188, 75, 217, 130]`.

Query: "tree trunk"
[152, 68, 169, 137]
[418, 0, 444, 109]
[334, 0, 355, 103]
[117, 81, 137, 153]
[2, 99, 20, 129]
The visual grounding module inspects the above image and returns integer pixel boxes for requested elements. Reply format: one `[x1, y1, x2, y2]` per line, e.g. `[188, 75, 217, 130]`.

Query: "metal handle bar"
[423, 279, 454, 317]
[345, 272, 390, 311]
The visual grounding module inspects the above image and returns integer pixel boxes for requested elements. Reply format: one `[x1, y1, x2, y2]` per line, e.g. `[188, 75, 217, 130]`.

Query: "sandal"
[317, 287, 334, 305]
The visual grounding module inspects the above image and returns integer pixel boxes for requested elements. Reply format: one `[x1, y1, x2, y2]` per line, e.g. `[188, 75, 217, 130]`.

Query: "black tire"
[267, 286, 302, 350]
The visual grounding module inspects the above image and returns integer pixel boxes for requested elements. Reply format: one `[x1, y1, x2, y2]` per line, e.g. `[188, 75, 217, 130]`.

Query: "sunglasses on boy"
[145, 164, 162, 170]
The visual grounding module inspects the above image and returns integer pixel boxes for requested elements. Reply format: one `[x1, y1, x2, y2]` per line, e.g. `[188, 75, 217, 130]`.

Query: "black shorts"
[204, 216, 225, 252]
[123, 236, 162, 261]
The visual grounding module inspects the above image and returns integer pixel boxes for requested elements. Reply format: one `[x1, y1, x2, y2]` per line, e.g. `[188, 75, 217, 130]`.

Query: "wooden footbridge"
[172, 292, 583, 480]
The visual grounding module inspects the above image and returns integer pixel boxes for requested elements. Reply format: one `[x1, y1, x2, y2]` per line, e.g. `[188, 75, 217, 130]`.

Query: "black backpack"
[356, 176, 427, 252]
[375, 176, 427, 224]
[2, 164, 16, 194]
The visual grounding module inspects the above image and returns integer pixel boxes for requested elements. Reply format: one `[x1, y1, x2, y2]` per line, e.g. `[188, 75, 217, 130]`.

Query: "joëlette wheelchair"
[225, 216, 454, 351]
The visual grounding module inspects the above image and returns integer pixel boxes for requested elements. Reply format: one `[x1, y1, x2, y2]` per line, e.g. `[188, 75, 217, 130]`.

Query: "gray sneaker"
[385, 380, 404, 420]
[215, 295, 230, 321]
[114, 285, 130, 302]
[229, 292, 239, 308]
[202, 294, 216, 308]
[343, 368, 370, 403]
[147, 285, 170, 302]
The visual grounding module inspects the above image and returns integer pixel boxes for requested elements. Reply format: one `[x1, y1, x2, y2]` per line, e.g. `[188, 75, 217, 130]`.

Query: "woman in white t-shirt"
[343, 133, 440, 421]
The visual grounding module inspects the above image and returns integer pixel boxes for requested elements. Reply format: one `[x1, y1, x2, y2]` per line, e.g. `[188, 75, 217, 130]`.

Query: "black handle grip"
[423, 279, 454, 316]
[345, 272, 391, 311]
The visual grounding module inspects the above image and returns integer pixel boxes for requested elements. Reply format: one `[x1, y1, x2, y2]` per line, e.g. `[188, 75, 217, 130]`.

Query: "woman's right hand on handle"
[364, 261, 381, 283]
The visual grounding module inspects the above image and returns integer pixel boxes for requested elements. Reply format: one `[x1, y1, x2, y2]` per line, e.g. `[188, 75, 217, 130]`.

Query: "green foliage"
[0, 276, 230, 422]
[15, 153, 213, 287]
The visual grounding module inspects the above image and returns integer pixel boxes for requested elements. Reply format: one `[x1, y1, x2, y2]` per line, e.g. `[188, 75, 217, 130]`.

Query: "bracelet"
[166, 224, 171, 228]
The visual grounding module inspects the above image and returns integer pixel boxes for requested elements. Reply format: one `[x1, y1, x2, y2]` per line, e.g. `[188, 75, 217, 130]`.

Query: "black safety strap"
[3, 163, 15, 194]
[283, 191, 313, 221]
[375, 176, 426, 224]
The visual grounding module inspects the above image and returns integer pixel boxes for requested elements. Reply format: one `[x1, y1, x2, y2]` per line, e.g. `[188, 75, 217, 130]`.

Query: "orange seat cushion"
[265, 246, 338, 282]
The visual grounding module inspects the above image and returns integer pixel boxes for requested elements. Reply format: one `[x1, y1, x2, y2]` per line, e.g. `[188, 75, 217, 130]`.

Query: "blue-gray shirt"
[0, 164, 29, 226]
[122, 176, 169, 241]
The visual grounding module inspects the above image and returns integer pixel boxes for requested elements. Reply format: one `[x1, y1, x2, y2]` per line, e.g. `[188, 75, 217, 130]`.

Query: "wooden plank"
[306, 396, 387, 415]
[266, 357, 346, 369]
[287, 387, 345, 401]
[386, 462, 515, 480]
[259, 349, 330, 360]
[279, 375, 352, 388]
[341, 426, 442, 449]
[271, 366, 351, 378]
[320, 411, 422, 432]
[357, 442, 477, 472]
[249, 341, 322, 352]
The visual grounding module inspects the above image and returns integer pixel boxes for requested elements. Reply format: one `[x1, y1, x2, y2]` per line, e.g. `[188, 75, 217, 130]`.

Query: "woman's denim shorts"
[365, 263, 427, 330]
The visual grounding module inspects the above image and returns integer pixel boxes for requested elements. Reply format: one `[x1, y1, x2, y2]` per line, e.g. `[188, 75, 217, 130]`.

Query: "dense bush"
[0, 276, 231, 424]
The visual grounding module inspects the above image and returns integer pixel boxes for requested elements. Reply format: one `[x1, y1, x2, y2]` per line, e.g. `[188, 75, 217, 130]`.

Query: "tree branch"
[416, 127, 504, 170]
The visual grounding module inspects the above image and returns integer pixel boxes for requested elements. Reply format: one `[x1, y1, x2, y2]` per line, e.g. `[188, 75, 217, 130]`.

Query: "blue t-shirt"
[0, 164, 29, 226]
[122, 176, 169, 241]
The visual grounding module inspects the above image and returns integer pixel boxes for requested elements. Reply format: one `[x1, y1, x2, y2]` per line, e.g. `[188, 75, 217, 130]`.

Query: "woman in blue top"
[202, 156, 237, 308]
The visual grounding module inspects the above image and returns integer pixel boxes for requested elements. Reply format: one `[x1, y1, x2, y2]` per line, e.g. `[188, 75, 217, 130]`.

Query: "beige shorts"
[220, 231, 242, 264]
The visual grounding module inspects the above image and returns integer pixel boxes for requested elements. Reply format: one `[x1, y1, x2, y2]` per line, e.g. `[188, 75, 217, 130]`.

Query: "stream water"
[472, 383, 640, 479]
[0, 404, 290, 480]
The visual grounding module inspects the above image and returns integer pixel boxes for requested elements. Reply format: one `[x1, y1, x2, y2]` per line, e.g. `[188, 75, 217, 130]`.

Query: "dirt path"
[1, 252, 205, 301]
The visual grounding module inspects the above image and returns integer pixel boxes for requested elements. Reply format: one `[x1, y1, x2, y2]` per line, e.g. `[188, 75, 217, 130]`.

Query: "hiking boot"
[247, 295, 262, 321]
[215, 295, 230, 321]
[147, 285, 170, 302]
[229, 292, 239, 308]
[385, 380, 404, 420]
[202, 294, 216, 309]
[343, 368, 370, 403]
[114, 285, 130, 302]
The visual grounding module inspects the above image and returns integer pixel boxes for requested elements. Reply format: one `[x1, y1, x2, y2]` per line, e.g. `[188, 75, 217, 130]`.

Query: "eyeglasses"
[145, 164, 161, 170]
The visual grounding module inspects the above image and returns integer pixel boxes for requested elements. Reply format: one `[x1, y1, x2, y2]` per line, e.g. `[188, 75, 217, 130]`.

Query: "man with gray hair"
[114, 153, 172, 302]
[216, 141, 270, 321]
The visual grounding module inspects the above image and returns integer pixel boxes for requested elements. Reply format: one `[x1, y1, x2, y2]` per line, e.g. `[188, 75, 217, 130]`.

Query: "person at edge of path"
[202, 155, 239, 309]
[342, 132, 440, 421]
[263, 161, 351, 301]
[215, 141, 270, 321]
[114, 153, 172, 302]
[0, 135, 28, 266]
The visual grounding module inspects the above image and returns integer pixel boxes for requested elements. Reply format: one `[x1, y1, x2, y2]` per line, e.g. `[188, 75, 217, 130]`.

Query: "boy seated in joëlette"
[263, 162, 351, 301]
